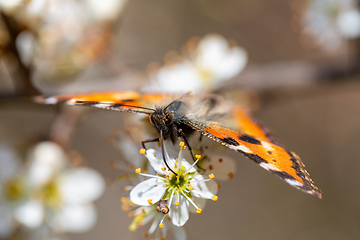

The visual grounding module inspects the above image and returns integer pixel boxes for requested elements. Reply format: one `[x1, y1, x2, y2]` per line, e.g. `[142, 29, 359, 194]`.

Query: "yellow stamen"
[120, 196, 127, 203]
[140, 148, 146, 154]
[175, 201, 179, 206]
[212, 195, 218, 201]
[195, 154, 201, 160]
[228, 172, 234, 179]
[196, 208, 202, 214]
[179, 142, 185, 147]
[181, 166, 186, 171]
[154, 184, 157, 187]
[161, 167, 166, 171]
[147, 199, 153, 205]
[188, 185, 194, 190]
[154, 154, 157, 157]
[209, 173, 215, 179]
[159, 223, 164, 229]
[135, 168, 141, 174]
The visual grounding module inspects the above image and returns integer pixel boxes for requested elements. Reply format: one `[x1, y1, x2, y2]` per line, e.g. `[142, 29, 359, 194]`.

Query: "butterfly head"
[150, 109, 174, 136]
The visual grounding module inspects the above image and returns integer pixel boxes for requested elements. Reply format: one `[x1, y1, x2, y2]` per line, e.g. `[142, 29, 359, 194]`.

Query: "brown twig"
[1, 11, 39, 96]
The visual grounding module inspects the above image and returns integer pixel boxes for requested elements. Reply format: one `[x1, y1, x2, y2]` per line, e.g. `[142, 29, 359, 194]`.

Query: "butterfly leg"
[141, 138, 160, 150]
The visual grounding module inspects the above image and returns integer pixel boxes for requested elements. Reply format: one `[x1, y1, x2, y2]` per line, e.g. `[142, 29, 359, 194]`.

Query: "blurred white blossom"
[0, 0, 128, 78]
[145, 34, 248, 93]
[27, 141, 105, 233]
[0, 142, 105, 238]
[302, 0, 360, 50]
[0, 145, 31, 238]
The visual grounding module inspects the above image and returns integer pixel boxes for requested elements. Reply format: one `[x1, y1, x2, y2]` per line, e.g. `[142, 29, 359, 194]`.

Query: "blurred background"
[1, 0, 360, 239]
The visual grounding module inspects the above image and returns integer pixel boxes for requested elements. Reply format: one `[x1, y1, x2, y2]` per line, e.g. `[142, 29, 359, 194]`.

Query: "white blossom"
[145, 34, 248, 93]
[26, 141, 105, 233]
[302, 0, 360, 50]
[0, 142, 105, 238]
[129, 143, 218, 228]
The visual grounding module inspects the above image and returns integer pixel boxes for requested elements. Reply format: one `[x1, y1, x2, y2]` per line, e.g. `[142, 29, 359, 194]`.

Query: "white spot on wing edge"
[235, 145, 252, 153]
[94, 103, 113, 108]
[260, 162, 280, 171]
[261, 141, 274, 151]
[285, 179, 302, 187]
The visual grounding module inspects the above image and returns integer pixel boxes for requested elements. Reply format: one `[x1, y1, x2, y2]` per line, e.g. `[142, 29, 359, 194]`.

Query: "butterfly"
[37, 91, 322, 198]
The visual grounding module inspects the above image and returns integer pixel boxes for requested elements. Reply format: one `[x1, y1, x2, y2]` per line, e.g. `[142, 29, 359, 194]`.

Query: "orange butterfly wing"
[182, 116, 322, 198]
[36, 91, 174, 114]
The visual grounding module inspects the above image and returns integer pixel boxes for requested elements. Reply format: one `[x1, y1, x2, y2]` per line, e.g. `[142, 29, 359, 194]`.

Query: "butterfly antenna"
[160, 129, 177, 176]
[117, 104, 156, 112]
[71, 100, 156, 113]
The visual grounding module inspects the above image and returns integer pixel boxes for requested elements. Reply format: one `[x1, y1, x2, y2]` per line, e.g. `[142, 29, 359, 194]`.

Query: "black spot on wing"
[238, 135, 261, 145]
[287, 151, 306, 179]
[222, 137, 239, 146]
[242, 153, 268, 164]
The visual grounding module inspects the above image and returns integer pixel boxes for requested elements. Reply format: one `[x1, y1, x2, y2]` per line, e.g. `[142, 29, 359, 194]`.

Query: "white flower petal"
[169, 223, 187, 240]
[169, 195, 189, 226]
[0, 0, 22, 10]
[147, 62, 203, 93]
[50, 204, 97, 233]
[197, 35, 229, 70]
[191, 175, 218, 199]
[337, 10, 360, 38]
[16, 31, 35, 67]
[86, 0, 127, 20]
[28, 142, 66, 186]
[130, 178, 166, 206]
[14, 200, 44, 229]
[196, 34, 247, 81]
[215, 47, 247, 81]
[146, 212, 159, 234]
[145, 149, 168, 175]
[59, 168, 105, 204]
[0, 205, 14, 237]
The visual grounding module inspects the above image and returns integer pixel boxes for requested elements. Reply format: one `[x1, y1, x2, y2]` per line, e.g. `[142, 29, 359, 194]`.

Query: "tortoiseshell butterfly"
[37, 91, 322, 198]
